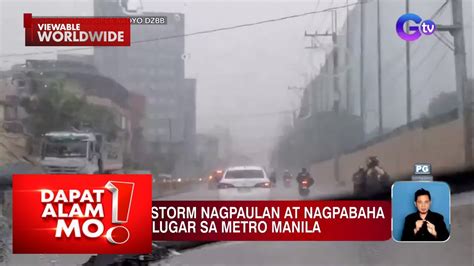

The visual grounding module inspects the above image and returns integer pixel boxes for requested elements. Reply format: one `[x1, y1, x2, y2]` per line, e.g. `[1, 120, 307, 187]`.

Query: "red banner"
[13, 174, 151, 254]
[152, 201, 391, 241]
[23, 13, 130, 46]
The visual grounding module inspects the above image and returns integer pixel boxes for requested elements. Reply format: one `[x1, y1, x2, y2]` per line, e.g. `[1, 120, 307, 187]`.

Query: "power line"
[430, 0, 454, 50]
[384, 40, 440, 86]
[408, 52, 449, 109]
[320, 0, 335, 32]
[434, 32, 455, 51]
[309, 0, 323, 27]
[135, 1, 367, 43]
[384, 20, 455, 85]
[430, 0, 449, 20]
[381, 0, 451, 80]
[422, 49, 450, 87]
[384, 50, 451, 112]
[0, 0, 370, 59]
[412, 41, 441, 71]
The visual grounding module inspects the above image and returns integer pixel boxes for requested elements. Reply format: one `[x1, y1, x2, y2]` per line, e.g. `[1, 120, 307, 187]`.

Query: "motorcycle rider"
[269, 169, 277, 186]
[365, 156, 390, 193]
[352, 166, 367, 195]
[296, 168, 314, 187]
[283, 170, 292, 180]
[282, 170, 293, 187]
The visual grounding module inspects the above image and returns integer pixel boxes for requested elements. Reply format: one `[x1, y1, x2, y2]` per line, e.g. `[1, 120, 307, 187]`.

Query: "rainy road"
[157, 183, 352, 201]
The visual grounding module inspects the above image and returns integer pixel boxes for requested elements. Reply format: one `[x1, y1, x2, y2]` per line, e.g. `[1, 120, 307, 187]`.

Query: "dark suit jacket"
[401, 210, 449, 241]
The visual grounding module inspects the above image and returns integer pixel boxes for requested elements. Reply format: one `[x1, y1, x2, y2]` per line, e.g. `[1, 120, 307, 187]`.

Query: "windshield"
[42, 139, 87, 158]
[225, 170, 264, 179]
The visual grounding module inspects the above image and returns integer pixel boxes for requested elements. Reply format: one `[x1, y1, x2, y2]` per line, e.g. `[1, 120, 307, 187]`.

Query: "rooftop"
[44, 131, 97, 141]
[225, 166, 265, 171]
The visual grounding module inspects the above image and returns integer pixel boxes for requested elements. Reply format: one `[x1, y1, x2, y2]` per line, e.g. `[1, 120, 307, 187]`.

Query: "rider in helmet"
[283, 170, 292, 179]
[296, 168, 314, 186]
[352, 165, 367, 195]
[269, 169, 277, 185]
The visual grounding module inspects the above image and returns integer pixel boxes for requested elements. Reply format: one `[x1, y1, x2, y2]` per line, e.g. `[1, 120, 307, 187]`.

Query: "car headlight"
[177, 178, 182, 182]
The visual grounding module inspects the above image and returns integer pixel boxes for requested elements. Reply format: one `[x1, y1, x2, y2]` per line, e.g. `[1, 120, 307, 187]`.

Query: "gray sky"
[1, 0, 471, 165]
[0, 0, 344, 165]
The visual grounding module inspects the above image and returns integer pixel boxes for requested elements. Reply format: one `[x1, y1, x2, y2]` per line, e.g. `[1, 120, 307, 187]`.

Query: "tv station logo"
[13, 174, 151, 254]
[396, 13, 437, 41]
[412, 163, 433, 181]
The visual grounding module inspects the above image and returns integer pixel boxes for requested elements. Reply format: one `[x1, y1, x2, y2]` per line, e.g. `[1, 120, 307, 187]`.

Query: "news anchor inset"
[392, 182, 450, 242]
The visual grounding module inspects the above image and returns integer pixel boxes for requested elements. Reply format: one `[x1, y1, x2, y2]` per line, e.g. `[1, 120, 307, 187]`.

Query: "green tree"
[21, 86, 118, 139]
[78, 104, 119, 140]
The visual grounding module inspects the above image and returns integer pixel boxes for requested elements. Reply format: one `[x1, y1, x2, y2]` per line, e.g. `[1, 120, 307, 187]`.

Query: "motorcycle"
[208, 170, 224, 190]
[298, 179, 310, 196]
[283, 176, 292, 188]
[269, 176, 277, 187]
[365, 156, 390, 193]
[366, 167, 390, 192]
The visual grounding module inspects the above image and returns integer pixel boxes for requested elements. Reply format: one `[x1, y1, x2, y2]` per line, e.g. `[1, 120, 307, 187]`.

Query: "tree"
[20, 86, 119, 139]
[427, 91, 458, 117]
[427, 79, 474, 118]
[77, 104, 119, 140]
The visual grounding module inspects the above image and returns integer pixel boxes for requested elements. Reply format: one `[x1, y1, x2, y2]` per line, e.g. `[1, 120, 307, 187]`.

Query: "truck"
[39, 131, 123, 174]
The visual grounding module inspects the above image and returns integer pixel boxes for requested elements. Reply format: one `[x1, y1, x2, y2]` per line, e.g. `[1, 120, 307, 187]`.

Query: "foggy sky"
[1, 0, 472, 165]
[0, 0, 339, 165]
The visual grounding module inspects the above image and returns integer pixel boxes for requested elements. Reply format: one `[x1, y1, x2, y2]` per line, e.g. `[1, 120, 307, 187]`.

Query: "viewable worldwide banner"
[23, 13, 131, 46]
[13, 174, 151, 254]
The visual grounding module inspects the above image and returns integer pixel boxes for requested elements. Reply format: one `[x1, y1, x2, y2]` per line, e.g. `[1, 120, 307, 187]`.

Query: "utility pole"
[438, 0, 471, 165]
[305, 10, 339, 113]
[346, 0, 352, 114]
[452, 0, 472, 166]
[332, 10, 340, 113]
[288, 85, 308, 117]
[376, 0, 383, 135]
[360, 0, 366, 133]
[332, 9, 342, 185]
[167, 118, 172, 142]
[405, 0, 412, 123]
[306, 10, 342, 184]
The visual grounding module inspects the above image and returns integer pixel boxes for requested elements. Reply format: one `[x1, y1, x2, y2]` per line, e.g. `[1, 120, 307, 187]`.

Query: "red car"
[208, 170, 224, 189]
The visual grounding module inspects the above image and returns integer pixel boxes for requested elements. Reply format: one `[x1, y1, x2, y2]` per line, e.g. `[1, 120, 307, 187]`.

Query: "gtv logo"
[396, 13, 436, 41]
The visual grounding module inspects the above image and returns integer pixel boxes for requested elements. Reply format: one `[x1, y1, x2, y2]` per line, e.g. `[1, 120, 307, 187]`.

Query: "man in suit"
[401, 188, 449, 241]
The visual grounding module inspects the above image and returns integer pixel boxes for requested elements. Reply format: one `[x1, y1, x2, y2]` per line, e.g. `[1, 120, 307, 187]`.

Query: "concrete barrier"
[311, 118, 466, 189]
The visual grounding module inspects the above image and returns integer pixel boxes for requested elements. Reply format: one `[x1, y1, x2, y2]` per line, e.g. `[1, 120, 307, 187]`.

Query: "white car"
[218, 166, 272, 200]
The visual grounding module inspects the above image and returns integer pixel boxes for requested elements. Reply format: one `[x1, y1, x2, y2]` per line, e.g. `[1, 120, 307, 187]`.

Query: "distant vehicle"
[365, 156, 390, 192]
[296, 168, 314, 197]
[157, 174, 173, 184]
[283, 170, 293, 188]
[208, 169, 224, 190]
[298, 179, 311, 197]
[39, 131, 123, 174]
[217, 166, 271, 200]
[269, 170, 277, 187]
